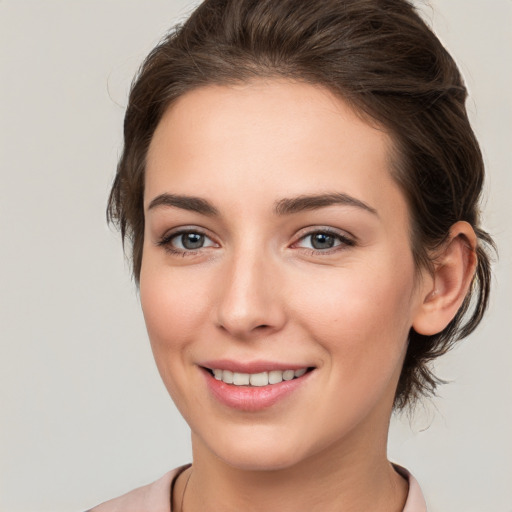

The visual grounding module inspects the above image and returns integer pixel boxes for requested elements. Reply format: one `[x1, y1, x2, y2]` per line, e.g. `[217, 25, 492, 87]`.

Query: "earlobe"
[412, 221, 478, 336]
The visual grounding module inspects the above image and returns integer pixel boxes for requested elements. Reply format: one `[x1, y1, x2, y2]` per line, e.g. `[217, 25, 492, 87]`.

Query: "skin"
[140, 80, 476, 511]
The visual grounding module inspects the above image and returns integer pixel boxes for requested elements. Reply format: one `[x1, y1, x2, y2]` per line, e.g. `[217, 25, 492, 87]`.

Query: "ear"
[412, 221, 478, 336]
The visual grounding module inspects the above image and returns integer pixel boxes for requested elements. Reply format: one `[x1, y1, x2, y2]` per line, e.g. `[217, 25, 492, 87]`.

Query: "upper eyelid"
[159, 226, 213, 241]
[293, 226, 356, 242]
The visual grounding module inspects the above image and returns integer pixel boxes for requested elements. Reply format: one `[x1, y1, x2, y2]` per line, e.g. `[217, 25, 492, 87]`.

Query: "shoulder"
[87, 465, 190, 512]
[393, 464, 427, 512]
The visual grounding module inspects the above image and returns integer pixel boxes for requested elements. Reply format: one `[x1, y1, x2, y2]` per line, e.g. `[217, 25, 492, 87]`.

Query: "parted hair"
[108, 0, 495, 409]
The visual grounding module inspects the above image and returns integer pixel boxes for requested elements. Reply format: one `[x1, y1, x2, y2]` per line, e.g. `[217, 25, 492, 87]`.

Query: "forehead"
[145, 80, 404, 221]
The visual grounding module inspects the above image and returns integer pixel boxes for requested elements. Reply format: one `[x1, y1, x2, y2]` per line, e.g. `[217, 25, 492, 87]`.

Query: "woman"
[89, 0, 494, 510]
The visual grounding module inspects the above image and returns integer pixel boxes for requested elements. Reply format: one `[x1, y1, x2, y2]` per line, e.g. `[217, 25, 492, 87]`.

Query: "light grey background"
[1, 1, 510, 511]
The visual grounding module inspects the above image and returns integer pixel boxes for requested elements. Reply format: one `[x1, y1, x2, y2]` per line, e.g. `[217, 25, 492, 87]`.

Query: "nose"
[215, 249, 287, 339]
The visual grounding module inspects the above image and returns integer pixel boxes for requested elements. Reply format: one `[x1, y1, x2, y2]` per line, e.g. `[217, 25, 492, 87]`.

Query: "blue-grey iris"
[311, 233, 335, 249]
[182, 233, 204, 249]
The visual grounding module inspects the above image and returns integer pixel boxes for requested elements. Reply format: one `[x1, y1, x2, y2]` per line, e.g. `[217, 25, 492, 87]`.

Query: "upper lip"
[199, 359, 313, 374]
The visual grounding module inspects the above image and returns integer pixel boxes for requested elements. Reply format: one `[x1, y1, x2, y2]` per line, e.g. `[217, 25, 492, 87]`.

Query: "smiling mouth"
[204, 367, 314, 387]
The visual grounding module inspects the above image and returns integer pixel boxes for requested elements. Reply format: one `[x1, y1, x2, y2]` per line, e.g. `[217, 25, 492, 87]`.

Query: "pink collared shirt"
[87, 464, 427, 512]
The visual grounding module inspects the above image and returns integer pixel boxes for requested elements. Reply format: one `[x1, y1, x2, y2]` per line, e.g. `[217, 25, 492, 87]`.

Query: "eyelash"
[157, 229, 216, 256]
[293, 228, 356, 255]
[156, 228, 356, 257]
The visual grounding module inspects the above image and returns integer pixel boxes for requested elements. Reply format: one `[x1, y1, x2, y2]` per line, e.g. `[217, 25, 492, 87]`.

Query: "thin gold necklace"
[178, 468, 193, 512]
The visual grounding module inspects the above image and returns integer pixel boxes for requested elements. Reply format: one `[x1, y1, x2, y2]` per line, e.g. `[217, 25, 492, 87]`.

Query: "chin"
[218, 446, 306, 472]
[196, 426, 312, 472]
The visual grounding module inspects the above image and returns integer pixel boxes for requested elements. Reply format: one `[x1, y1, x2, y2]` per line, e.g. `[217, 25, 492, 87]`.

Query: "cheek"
[140, 262, 210, 344]
[139, 265, 214, 424]
[138, 261, 213, 396]
[293, 256, 416, 377]
[292, 269, 415, 429]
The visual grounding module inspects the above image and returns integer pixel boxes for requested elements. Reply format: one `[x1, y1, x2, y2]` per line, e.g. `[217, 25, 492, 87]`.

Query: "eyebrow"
[147, 192, 378, 217]
[274, 193, 378, 216]
[147, 193, 219, 216]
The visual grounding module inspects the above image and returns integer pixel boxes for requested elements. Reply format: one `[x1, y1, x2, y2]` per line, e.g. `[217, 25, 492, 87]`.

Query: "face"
[140, 80, 429, 471]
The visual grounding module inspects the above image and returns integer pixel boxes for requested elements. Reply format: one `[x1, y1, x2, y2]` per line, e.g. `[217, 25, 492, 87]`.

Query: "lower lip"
[202, 368, 313, 412]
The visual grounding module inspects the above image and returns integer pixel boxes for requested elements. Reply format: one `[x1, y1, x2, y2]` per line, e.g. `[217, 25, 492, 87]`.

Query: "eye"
[305, 232, 338, 250]
[158, 229, 218, 254]
[174, 232, 210, 250]
[295, 230, 355, 252]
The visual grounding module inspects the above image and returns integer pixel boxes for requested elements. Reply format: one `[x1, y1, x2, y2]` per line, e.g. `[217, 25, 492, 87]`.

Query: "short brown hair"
[108, 0, 495, 409]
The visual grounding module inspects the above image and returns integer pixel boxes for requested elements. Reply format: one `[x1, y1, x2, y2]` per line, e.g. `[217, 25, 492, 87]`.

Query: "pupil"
[312, 233, 334, 249]
[182, 233, 204, 249]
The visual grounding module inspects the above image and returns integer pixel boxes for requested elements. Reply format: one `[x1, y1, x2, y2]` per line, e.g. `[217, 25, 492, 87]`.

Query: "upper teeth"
[212, 368, 307, 386]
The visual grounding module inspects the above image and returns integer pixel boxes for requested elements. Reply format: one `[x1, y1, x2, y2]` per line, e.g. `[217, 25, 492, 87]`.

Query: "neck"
[177, 420, 407, 512]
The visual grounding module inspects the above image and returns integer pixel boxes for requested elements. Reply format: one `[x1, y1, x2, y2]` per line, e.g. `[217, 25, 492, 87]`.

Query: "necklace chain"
[178, 468, 193, 512]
